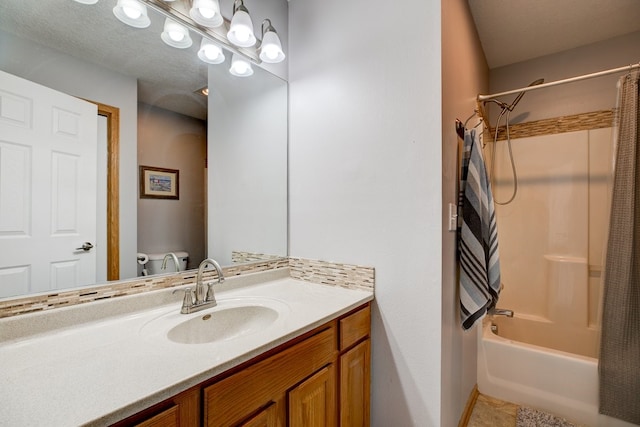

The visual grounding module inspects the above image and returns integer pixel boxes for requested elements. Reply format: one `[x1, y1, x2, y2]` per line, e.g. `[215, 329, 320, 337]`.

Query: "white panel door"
[0, 70, 97, 297]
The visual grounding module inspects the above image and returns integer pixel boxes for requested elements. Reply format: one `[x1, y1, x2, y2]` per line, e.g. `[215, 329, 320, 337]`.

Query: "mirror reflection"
[0, 0, 288, 299]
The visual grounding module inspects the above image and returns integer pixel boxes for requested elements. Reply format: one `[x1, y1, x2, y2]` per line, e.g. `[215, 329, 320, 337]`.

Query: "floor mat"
[516, 407, 577, 427]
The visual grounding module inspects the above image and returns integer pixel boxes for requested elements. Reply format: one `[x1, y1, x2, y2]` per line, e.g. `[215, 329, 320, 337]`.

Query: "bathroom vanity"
[0, 269, 373, 426]
[115, 303, 370, 426]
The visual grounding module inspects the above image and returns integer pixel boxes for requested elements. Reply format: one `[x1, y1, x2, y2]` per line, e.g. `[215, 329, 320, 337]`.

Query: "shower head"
[507, 78, 544, 111]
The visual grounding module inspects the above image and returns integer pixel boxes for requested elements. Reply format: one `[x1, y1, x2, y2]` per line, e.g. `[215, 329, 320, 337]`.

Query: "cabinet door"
[340, 339, 370, 427]
[289, 365, 336, 427]
[204, 327, 336, 427]
[240, 403, 277, 427]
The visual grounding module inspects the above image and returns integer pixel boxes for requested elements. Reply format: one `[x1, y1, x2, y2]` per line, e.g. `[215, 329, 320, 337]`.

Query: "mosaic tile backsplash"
[487, 109, 613, 141]
[0, 257, 374, 318]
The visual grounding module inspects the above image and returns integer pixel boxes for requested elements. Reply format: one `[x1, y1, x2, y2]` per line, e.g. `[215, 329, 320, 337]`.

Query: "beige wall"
[137, 104, 207, 270]
[488, 31, 640, 124]
[441, 0, 489, 424]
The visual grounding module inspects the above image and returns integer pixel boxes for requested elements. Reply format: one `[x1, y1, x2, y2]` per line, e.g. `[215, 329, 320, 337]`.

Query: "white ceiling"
[3, 0, 639, 113]
[0, 0, 259, 120]
[468, 0, 640, 69]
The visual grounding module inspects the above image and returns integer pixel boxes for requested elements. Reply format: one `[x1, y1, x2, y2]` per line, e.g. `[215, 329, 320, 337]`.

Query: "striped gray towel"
[458, 129, 501, 330]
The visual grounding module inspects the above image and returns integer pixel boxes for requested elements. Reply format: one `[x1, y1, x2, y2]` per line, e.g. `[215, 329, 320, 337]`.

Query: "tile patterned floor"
[466, 393, 584, 427]
[467, 394, 518, 427]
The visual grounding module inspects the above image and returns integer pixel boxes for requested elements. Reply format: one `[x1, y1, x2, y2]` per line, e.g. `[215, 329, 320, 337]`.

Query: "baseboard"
[458, 384, 480, 427]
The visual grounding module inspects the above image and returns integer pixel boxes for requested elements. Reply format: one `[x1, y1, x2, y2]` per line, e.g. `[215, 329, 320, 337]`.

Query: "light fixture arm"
[140, 0, 262, 63]
[232, 0, 249, 15]
[261, 18, 275, 38]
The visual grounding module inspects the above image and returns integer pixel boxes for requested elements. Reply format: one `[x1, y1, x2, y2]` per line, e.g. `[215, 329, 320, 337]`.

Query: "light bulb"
[263, 46, 279, 60]
[235, 62, 248, 74]
[199, 7, 215, 19]
[123, 5, 141, 19]
[190, 0, 223, 27]
[229, 54, 253, 77]
[227, 6, 256, 47]
[169, 31, 184, 42]
[161, 18, 192, 48]
[234, 27, 250, 43]
[113, 0, 150, 28]
[258, 22, 285, 63]
[198, 39, 224, 64]
[203, 45, 219, 60]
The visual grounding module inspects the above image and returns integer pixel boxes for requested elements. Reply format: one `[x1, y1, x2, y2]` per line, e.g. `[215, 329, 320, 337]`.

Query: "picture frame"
[139, 166, 179, 200]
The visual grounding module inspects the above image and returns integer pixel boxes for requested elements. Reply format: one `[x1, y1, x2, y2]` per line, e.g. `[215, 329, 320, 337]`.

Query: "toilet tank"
[146, 251, 189, 275]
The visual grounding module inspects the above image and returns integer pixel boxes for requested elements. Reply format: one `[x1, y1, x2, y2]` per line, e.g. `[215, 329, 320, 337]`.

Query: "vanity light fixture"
[113, 0, 151, 28]
[190, 0, 223, 28]
[104, 0, 287, 76]
[161, 18, 193, 48]
[227, 0, 256, 47]
[229, 53, 253, 77]
[258, 19, 285, 63]
[197, 39, 225, 64]
[73, 0, 99, 4]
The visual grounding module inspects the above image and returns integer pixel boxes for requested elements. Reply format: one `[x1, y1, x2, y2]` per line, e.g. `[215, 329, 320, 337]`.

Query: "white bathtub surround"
[0, 269, 373, 426]
[478, 321, 637, 427]
[478, 123, 640, 427]
[545, 255, 588, 327]
[491, 128, 613, 354]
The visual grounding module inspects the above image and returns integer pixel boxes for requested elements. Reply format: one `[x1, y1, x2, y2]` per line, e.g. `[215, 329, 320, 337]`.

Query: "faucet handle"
[180, 288, 194, 313]
[205, 282, 217, 306]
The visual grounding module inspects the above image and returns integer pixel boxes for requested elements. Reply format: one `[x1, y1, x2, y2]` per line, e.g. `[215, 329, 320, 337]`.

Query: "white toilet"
[145, 251, 189, 275]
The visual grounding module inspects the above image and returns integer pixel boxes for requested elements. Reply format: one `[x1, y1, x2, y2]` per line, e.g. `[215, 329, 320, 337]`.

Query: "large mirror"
[0, 0, 288, 299]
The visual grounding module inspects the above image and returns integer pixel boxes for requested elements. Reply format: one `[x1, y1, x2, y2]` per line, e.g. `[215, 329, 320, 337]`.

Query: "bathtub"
[477, 317, 637, 427]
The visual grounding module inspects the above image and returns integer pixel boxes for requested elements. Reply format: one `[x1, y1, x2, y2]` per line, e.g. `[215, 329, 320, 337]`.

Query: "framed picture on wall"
[139, 166, 179, 200]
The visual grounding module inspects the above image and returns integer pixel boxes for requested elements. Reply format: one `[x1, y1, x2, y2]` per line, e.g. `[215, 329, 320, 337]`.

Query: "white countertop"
[0, 270, 373, 426]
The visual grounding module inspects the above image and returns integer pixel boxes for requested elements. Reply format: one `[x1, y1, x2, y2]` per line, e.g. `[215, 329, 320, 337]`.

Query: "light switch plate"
[448, 203, 458, 231]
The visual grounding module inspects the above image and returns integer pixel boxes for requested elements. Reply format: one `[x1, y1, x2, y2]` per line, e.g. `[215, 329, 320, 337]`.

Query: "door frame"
[89, 101, 120, 281]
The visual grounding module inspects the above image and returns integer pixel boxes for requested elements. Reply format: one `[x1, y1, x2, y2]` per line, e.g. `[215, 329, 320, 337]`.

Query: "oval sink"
[167, 305, 278, 344]
[140, 297, 290, 346]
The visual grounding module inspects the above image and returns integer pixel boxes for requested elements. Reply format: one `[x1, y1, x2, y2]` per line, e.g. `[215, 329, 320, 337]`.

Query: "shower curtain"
[599, 70, 640, 425]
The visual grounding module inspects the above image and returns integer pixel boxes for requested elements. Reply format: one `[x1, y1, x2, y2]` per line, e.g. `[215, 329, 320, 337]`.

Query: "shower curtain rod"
[477, 62, 640, 101]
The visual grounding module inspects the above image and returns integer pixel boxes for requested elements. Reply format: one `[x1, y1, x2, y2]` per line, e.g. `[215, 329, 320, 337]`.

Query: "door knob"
[76, 242, 94, 252]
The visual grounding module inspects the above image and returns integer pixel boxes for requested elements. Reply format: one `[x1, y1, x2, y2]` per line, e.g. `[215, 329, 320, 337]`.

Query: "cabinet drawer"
[204, 326, 336, 426]
[134, 405, 178, 427]
[339, 305, 370, 350]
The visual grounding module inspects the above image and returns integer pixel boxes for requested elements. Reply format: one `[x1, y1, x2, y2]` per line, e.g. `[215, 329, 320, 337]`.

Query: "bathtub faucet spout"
[490, 308, 514, 317]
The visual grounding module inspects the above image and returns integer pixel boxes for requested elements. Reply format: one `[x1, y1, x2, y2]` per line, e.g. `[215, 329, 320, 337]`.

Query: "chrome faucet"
[489, 308, 514, 317]
[176, 258, 225, 314]
[161, 253, 181, 272]
[195, 258, 224, 304]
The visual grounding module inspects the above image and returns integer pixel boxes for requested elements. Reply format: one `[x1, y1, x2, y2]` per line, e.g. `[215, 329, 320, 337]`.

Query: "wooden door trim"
[90, 101, 120, 281]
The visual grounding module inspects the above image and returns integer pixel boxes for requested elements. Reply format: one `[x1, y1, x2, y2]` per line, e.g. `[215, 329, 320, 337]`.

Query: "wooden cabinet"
[113, 303, 371, 427]
[290, 364, 336, 427]
[203, 326, 336, 426]
[112, 386, 200, 427]
[237, 403, 277, 427]
[339, 305, 371, 427]
[340, 340, 370, 426]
